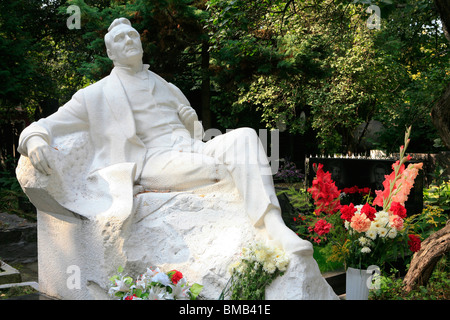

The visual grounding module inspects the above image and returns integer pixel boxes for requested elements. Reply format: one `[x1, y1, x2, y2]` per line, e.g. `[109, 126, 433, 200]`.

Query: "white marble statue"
[18, 17, 313, 256]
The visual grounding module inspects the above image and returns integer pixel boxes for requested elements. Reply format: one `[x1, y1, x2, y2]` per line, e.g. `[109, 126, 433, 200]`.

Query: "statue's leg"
[139, 148, 227, 191]
[202, 128, 313, 255]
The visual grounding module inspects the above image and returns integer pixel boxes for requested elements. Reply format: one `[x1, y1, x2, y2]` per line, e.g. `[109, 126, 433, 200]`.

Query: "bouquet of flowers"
[306, 127, 423, 269]
[108, 266, 203, 300]
[220, 241, 290, 300]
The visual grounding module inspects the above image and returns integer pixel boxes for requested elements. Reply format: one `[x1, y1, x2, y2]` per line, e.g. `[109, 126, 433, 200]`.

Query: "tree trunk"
[431, 83, 450, 150]
[435, 0, 450, 42]
[201, 39, 212, 131]
[432, 0, 450, 150]
[402, 221, 450, 293]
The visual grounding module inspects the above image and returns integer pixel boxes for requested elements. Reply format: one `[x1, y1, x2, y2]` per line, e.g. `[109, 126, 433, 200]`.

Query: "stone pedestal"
[35, 190, 337, 300]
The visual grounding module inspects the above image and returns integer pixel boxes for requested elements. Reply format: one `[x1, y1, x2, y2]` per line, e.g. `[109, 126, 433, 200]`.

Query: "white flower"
[109, 275, 130, 294]
[171, 278, 190, 300]
[377, 227, 388, 237]
[344, 221, 350, 230]
[376, 211, 389, 220]
[361, 247, 371, 254]
[232, 241, 290, 275]
[147, 285, 168, 300]
[358, 236, 370, 246]
[255, 249, 267, 263]
[275, 255, 289, 272]
[151, 271, 171, 286]
[228, 261, 241, 274]
[387, 227, 397, 239]
[132, 274, 149, 291]
[144, 267, 159, 278]
[366, 229, 377, 240]
[263, 262, 276, 274]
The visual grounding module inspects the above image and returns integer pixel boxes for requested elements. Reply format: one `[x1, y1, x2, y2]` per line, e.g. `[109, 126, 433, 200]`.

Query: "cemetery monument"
[15, 18, 338, 300]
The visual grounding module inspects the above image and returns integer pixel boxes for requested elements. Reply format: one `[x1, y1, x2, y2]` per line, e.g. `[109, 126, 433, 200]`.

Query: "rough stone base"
[37, 190, 337, 300]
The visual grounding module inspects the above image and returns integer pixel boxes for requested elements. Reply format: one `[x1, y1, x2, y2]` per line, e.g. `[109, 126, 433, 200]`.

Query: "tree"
[0, 0, 80, 171]
[403, 220, 450, 292]
[206, 0, 448, 155]
[431, 0, 450, 150]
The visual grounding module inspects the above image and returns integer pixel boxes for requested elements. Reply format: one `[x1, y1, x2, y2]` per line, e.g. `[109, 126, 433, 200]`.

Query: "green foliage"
[313, 244, 346, 273]
[2, 0, 447, 162]
[406, 205, 448, 240]
[206, 0, 447, 154]
[0, 157, 34, 221]
[224, 260, 282, 300]
[0, 285, 38, 300]
[423, 166, 450, 212]
[370, 254, 450, 300]
[276, 186, 314, 233]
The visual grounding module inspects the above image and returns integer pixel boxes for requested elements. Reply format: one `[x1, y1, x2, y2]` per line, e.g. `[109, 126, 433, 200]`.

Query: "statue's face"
[106, 24, 143, 65]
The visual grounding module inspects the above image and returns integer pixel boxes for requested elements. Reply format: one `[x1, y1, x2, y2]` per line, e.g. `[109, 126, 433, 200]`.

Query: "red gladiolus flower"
[408, 234, 421, 253]
[314, 219, 332, 236]
[361, 203, 377, 221]
[125, 294, 137, 300]
[340, 203, 357, 222]
[390, 201, 407, 218]
[307, 164, 341, 215]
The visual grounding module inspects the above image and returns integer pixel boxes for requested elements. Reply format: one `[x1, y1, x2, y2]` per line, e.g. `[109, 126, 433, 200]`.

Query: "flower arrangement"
[108, 266, 203, 300]
[306, 127, 424, 269]
[220, 241, 290, 300]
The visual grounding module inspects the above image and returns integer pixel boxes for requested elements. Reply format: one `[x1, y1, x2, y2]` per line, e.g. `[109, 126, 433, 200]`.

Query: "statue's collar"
[113, 64, 150, 79]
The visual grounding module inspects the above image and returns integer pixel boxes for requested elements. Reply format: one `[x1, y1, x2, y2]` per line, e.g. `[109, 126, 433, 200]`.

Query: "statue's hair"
[108, 17, 131, 32]
[104, 17, 134, 50]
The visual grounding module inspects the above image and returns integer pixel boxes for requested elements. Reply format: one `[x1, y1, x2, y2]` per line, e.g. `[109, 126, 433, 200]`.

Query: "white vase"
[345, 267, 372, 300]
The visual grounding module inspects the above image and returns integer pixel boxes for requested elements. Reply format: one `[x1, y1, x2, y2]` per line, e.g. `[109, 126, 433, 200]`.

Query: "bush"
[0, 156, 34, 221]
[370, 254, 450, 300]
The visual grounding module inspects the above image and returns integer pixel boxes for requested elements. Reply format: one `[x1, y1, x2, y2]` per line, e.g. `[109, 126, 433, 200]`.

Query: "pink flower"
[391, 163, 423, 206]
[389, 215, 404, 231]
[373, 161, 423, 210]
[350, 213, 371, 233]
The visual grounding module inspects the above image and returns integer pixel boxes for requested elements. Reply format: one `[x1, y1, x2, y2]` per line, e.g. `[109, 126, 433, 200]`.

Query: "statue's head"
[105, 18, 143, 66]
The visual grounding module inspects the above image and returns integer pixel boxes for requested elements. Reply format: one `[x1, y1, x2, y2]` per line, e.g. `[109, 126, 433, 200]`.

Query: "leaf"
[189, 283, 204, 300]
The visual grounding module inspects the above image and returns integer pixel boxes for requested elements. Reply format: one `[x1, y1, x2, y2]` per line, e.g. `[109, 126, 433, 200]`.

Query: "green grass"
[0, 285, 38, 300]
[313, 245, 345, 274]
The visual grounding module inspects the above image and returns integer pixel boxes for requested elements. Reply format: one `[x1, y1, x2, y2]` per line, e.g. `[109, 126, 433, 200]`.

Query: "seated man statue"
[17, 17, 312, 256]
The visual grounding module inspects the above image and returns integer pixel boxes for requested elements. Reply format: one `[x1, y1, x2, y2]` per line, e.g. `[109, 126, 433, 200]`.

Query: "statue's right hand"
[26, 136, 54, 175]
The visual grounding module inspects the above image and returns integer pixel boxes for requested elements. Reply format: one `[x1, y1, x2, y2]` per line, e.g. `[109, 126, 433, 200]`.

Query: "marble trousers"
[139, 128, 280, 225]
